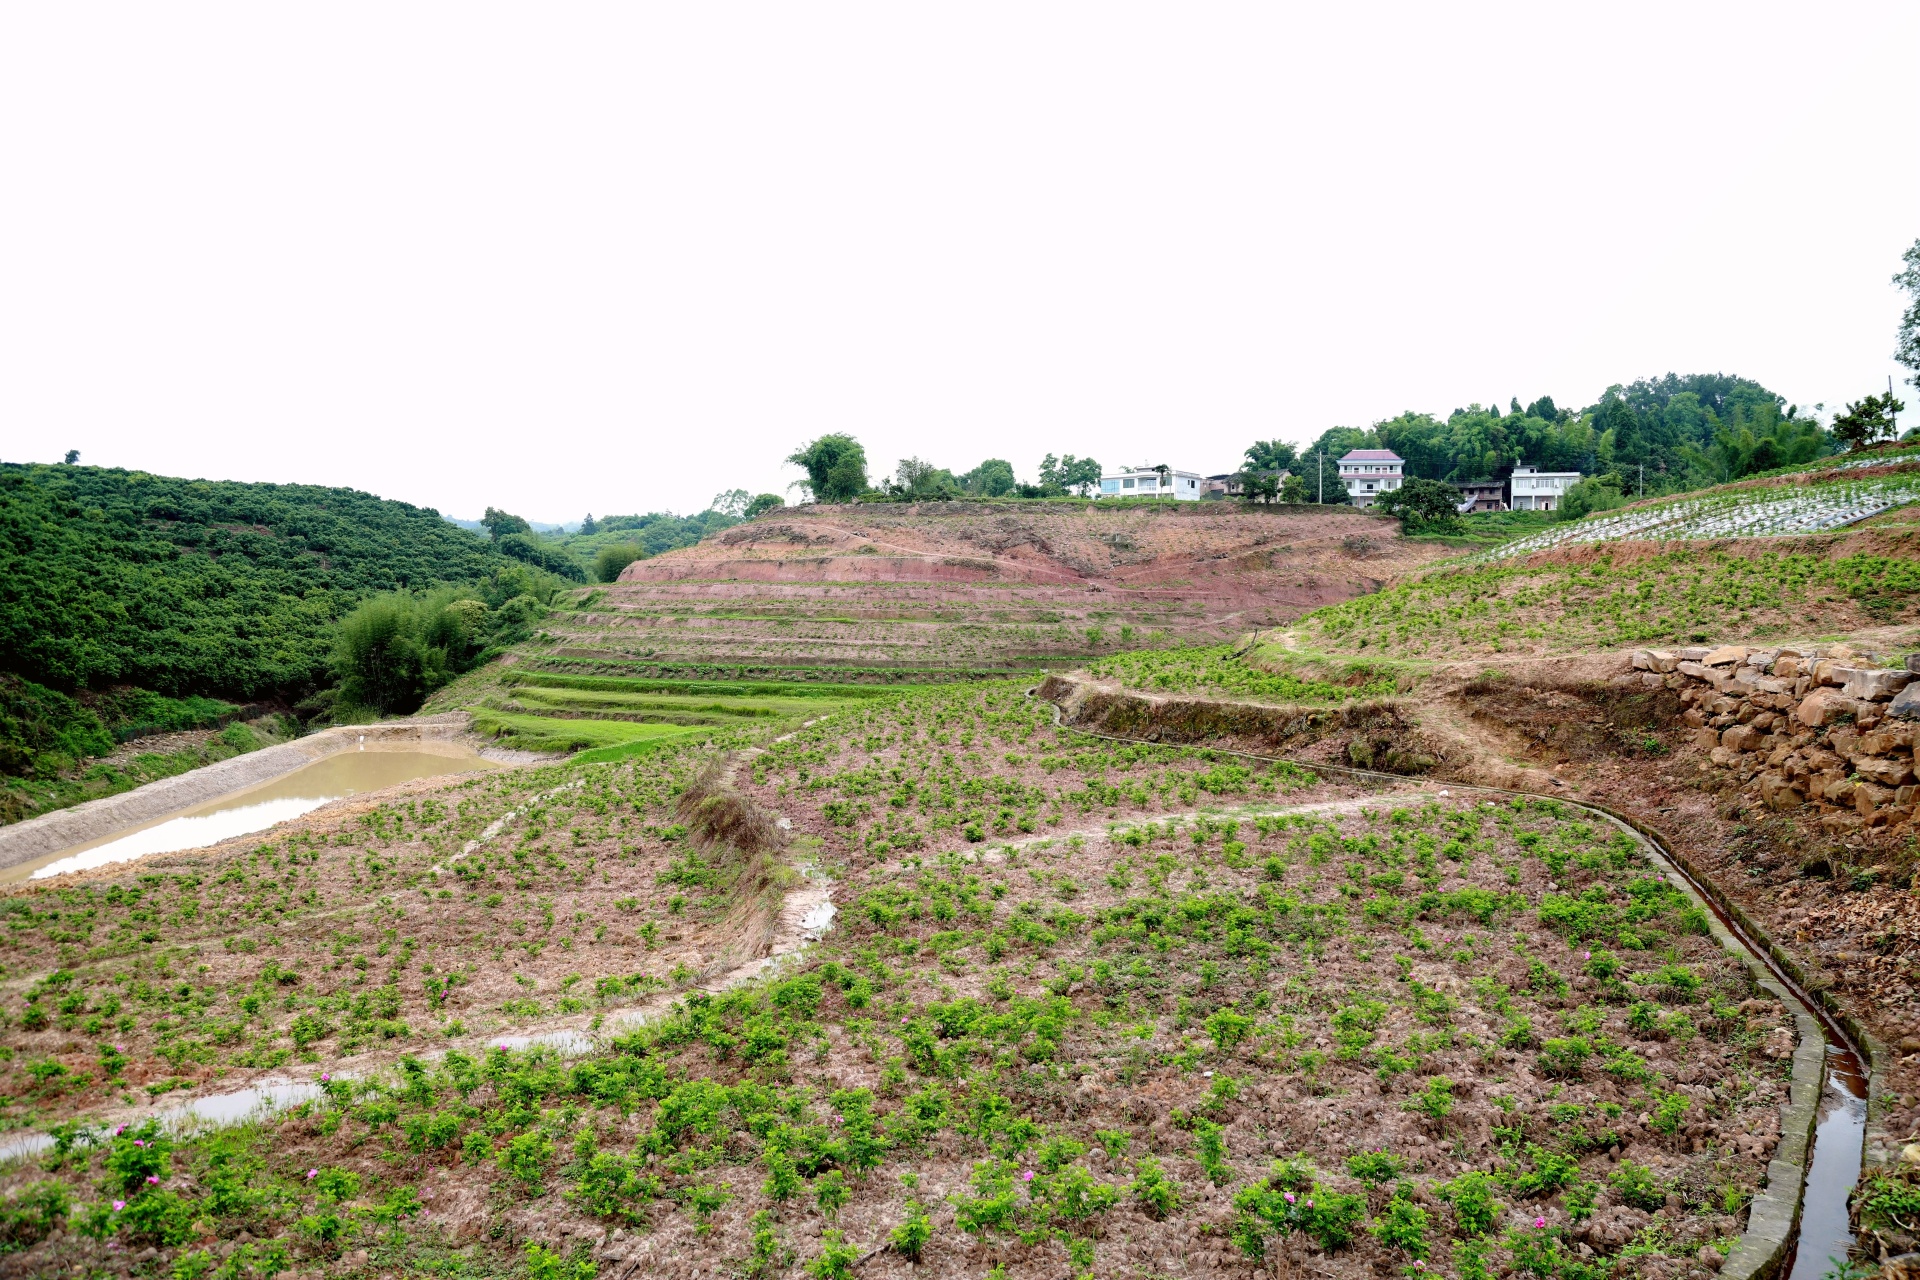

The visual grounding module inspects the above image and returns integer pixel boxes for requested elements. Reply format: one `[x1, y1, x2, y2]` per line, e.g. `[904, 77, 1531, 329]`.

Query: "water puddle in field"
[7, 746, 500, 884]
[800, 898, 836, 935]
[0, 1078, 333, 1163]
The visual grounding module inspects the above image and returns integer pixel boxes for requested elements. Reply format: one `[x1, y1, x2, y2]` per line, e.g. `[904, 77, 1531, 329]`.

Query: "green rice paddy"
[467, 672, 935, 757]
[465, 710, 701, 754]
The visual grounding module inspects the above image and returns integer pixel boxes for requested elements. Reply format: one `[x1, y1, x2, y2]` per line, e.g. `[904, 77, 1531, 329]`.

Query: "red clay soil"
[579, 503, 1458, 669]
[622, 502, 1445, 590]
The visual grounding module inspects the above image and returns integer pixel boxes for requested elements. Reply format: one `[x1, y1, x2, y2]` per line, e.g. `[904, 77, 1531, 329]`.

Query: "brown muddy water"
[1, 744, 501, 885]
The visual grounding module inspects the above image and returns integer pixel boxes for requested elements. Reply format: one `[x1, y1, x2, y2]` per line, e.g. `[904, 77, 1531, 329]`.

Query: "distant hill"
[446, 516, 574, 534]
[552, 511, 742, 574]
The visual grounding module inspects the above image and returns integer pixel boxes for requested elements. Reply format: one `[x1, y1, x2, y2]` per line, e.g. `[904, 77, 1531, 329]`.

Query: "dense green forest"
[761, 373, 1836, 514]
[562, 507, 745, 576]
[0, 464, 534, 698]
[469, 502, 749, 583]
[0, 673, 283, 824]
[0, 464, 570, 815]
[1286, 373, 1831, 499]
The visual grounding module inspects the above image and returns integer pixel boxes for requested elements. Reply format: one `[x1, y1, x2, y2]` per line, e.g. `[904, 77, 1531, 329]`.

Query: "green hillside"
[0, 463, 567, 822]
[0, 463, 525, 698]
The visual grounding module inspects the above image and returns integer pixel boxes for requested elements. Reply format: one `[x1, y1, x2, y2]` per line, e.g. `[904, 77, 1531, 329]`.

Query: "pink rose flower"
[112, 1200, 126, 1211]
[1534, 1216, 1546, 1228]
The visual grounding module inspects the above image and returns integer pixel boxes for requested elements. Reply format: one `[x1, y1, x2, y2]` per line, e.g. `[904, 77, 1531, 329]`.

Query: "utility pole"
[1638, 462, 1643, 499]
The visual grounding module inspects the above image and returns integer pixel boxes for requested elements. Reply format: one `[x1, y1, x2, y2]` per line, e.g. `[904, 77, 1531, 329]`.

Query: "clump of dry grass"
[677, 756, 795, 966]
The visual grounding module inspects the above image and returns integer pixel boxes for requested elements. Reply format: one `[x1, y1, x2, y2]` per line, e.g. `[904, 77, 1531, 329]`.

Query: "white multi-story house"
[1339, 449, 1404, 508]
[1508, 465, 1582, 511]
[1097, 468, 1202, 500]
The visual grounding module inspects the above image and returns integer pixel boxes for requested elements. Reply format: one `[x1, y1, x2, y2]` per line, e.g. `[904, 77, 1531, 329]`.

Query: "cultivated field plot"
[745, 684, 1336, 857]
[1287, 545, 1920, 660]
[0, 741, 760, 1129]
[466, 711, 703, 755]
[0, 681, 1325, 1125]
[544, 598, 1097, 674]
[1482, 476, 1920, 562]
[1085, 645, 1399, 704]
[495, 673, 936, 725]
[452, 670, 938, 761]
[0, 774, 1792, 1280]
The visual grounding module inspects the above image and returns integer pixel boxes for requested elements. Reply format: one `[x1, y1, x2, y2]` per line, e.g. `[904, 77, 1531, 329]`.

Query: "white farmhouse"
[1508, 465, 1582, 511]
[1338, 449, 1404, 508]
[1096, 468, 1202, 500]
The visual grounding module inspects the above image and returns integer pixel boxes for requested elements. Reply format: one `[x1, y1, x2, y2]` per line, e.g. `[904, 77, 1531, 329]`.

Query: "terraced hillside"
[1281, 531, 1920, 664]
[1273, 459, 1920, 666]
[1486, 455, 1920, 561]
[542, 502, 1453, 679]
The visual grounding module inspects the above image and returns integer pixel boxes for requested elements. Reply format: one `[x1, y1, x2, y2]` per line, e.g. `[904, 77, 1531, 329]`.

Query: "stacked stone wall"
[1623, 643, 1920, 832]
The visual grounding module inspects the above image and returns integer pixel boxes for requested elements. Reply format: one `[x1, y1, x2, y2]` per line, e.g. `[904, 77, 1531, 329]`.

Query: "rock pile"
[1627, 644, 1920, 832]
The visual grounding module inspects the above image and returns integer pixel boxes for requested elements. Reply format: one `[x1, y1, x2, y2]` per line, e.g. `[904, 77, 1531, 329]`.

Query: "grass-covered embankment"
[0, 675, 287, 825]
[1287, 546, 1920, 661]
[1086, 646, 1399, 704]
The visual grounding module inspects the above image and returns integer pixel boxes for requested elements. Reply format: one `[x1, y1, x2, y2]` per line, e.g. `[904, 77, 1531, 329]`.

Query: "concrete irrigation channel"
[1030, 683, 1872, 1280]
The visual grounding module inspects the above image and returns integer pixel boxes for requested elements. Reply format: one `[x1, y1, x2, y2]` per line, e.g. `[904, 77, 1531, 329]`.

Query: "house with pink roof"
[1338, 449, 1403, 508]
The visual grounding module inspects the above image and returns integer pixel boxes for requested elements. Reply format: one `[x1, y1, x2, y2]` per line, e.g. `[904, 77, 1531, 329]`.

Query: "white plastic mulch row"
[1480, 477, 1920, 562]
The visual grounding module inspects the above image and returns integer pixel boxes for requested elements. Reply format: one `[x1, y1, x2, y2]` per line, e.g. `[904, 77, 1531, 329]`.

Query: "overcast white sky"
[2, 4, 1916, 521]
